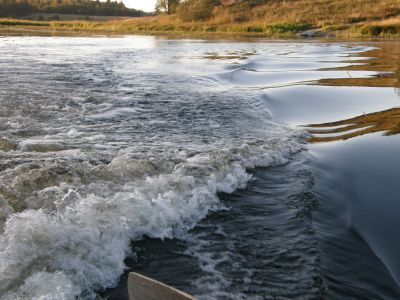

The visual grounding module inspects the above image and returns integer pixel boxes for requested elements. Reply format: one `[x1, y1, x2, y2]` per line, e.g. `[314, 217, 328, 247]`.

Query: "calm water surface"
[0, 36, 399, 300]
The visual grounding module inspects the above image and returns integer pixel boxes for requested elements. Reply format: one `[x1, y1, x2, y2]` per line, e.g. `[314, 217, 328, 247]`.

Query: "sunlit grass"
[247, 0, 400, 26]
[351, 17, 400, 37]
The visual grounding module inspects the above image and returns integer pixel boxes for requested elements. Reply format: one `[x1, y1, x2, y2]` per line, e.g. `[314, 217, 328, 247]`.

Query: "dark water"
[106, 156, 323, 300]
[0, 36, 399, 299]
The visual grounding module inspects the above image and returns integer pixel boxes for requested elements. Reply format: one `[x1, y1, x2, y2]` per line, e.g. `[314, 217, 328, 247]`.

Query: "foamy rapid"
[0, 36, 376, 299]
[0, 138, 302, 299]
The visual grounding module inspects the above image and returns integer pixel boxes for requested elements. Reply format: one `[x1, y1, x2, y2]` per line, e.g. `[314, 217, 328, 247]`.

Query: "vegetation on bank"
[0, 0, 400, 38]
[349, 17, 400, 37]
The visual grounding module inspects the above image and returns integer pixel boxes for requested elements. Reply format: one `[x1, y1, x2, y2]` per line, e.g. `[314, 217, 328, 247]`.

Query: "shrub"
[177, 0, 219, 22]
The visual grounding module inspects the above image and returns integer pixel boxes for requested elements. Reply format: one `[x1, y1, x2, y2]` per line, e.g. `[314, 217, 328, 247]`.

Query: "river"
[0, 35, 399, 300]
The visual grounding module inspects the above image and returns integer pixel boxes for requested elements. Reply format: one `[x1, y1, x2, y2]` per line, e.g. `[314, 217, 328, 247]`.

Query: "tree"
[155, 0, 180, 15]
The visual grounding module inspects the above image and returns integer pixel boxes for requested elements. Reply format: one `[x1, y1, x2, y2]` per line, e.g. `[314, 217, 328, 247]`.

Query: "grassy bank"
[0, 17, 315, 38]
[1, 0, 399, 38]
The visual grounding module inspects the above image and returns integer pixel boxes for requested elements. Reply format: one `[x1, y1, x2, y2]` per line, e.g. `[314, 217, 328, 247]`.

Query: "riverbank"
[1, 0, 400, 38]
[1, 16, 399, 38]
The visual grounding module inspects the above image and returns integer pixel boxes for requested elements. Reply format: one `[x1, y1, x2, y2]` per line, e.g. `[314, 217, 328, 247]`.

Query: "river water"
[0, 36, 399, 300]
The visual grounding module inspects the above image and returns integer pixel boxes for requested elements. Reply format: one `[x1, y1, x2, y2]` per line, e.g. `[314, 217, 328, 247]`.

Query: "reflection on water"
[319, 42, 400, 88]
[307, 104, 400, 143]
[303, 43, 400, 143]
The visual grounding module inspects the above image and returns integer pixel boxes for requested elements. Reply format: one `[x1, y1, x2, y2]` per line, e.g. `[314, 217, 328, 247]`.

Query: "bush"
[177, 0, 218, 22]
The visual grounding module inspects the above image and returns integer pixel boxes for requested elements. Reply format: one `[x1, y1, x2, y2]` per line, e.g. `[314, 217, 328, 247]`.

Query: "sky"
[123, 0, 157, 11]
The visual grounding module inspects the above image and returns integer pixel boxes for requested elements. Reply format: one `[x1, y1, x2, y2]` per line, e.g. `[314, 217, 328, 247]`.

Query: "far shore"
[1, 16, 399, 39]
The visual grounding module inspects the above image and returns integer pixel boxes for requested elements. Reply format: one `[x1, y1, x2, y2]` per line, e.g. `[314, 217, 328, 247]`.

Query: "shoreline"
[1, 19, 400, 39]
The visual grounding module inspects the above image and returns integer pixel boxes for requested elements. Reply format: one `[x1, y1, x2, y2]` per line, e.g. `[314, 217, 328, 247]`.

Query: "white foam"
[2, 271, 79, 300]
[0, 138, 303, 300]
[0, 195, 13, 234]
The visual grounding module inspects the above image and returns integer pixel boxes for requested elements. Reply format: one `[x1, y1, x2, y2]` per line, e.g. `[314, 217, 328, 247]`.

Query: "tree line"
[0, 0, 145, 17]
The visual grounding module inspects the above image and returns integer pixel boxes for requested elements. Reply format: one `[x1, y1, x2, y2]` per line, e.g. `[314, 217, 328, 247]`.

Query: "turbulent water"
[0, 36, 399, 299]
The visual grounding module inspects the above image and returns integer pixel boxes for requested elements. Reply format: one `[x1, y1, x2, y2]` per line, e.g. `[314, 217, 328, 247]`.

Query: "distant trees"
[0, 1, 35, 17]
[0, 0, 146, 17]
